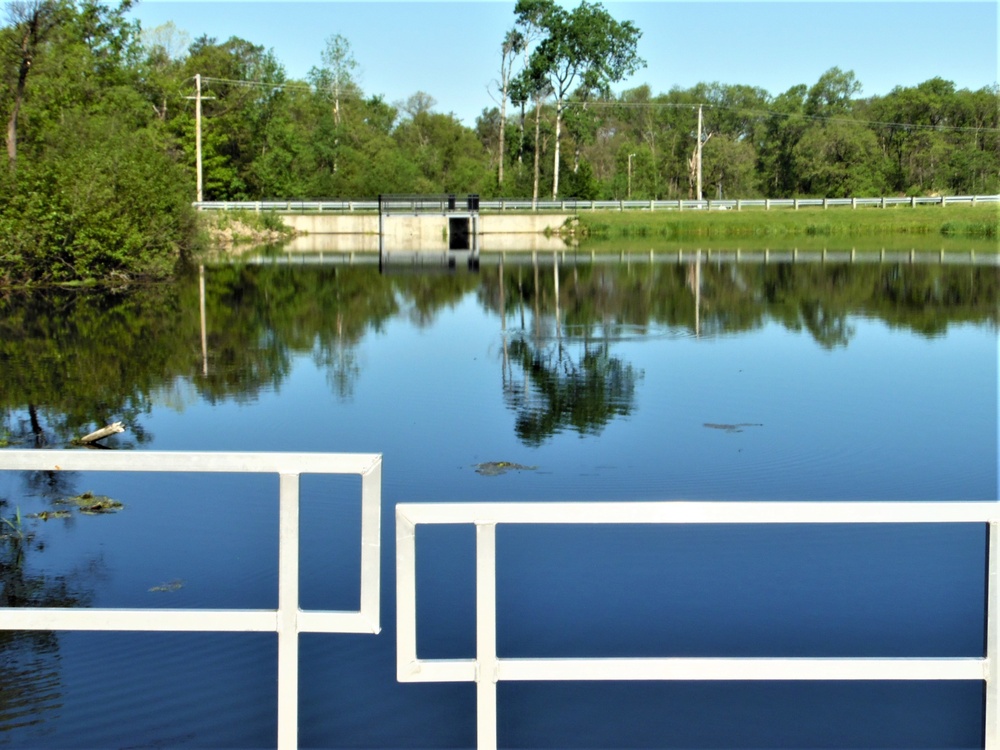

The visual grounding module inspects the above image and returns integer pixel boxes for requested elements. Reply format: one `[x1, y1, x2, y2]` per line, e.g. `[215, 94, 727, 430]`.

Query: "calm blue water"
[0, 256, 996, 748]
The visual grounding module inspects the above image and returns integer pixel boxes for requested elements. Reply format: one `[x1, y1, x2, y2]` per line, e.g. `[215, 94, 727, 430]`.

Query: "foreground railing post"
[988, 521, 998, 749]
[277, 472, 300, 750]
[396, 510, 417, 673]
[476, 522, 499, 750]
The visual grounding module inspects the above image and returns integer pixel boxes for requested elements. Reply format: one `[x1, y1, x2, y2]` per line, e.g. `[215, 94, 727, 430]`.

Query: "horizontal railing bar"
[0, 609, 384, 634]
[0, 609, 385, 633]
[498, 657, 987, 682]
[0, 608, 277, 632]
[297, 610, 380, 634]
[397, 659, 478, 683]
[399, 501, 999, 526]
[0, 449, 381, 475]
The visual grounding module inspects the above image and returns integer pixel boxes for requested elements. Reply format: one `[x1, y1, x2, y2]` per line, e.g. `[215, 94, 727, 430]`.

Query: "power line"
[199, 76, 314, 94]
[190, 75, 1000, 133]
[566, 100, 1000, 133]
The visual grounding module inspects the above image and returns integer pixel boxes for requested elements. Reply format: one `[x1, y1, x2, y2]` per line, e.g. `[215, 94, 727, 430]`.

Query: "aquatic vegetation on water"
[28, 510, 73, 521]
[703, 422, 764, 433]
[475, 461, 538, 476]
[148, 579, 185, 593]
[56, 491, 124, 515]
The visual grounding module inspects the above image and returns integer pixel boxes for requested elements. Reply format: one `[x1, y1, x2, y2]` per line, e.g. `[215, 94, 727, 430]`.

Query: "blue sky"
[128, 1, 999, 127]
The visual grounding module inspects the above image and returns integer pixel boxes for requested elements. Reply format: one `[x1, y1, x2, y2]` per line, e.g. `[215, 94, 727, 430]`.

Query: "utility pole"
[696, 104, 703, 202]
[195, 74, 203, 204]
[186, 74, 214, 206]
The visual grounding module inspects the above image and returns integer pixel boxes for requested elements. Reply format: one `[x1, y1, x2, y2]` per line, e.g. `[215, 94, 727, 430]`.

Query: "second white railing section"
[0, 450, 383, 750]
[396, 501, 999, 750]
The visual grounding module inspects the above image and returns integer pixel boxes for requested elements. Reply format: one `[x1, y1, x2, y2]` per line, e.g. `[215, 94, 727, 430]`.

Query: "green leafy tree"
[514, 0, 644, 198]
[179, 35, 286, 199]
[0, 0, 196, 283]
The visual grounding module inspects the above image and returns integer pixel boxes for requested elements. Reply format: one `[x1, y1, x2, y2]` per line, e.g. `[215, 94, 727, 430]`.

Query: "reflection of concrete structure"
[280, 232, 571, 256]
[282, 233, 381, 253]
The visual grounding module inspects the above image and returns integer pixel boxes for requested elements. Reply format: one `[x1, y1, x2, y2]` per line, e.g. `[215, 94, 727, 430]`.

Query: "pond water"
[0, 246, 997, 749]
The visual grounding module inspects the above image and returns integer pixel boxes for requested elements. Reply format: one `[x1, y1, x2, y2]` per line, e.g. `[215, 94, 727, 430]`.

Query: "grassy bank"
[198, 209, 296, 251]
[570, 203, 999, 245]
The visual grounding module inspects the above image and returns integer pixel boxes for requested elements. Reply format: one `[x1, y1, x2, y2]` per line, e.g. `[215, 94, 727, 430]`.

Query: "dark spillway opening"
[449, 217, 470, 250]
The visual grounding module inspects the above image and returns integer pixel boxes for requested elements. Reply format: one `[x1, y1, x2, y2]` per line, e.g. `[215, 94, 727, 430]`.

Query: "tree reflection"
[0, 490, 99, 735]
[0, 260, 995, 448]
[490, 255, 644, 446]
[505, 337, 641, 446]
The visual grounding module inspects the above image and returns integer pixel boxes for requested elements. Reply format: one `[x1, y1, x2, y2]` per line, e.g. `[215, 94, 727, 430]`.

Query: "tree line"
[0, 0, 997, 282]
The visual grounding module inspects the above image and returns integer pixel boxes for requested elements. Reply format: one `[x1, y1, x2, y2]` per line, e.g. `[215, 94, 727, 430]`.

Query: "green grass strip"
[571, 203, 999, 244]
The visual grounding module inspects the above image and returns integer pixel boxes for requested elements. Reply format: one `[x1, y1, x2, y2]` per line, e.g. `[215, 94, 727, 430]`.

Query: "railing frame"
[0, 450, 383, 750]
[396, 501, 999, 750]
[194, 194, 1000, 213]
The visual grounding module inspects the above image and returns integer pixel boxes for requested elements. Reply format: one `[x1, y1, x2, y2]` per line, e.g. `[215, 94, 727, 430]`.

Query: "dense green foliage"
[0, 1, 198, 284]
[1, 1, 997, 283]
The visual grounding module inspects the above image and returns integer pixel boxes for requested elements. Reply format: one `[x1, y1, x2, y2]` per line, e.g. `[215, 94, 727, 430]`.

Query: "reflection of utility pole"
[627, 153, 636, 200]
[199, 264, 208, 376]
[553, 253, 561, 340]
[695, 250, 701, 337]
[696, 105, 703, 202]
[500, 257, 510, 387]
[517, 267, 525, 330]
[533, 253, 541, 341]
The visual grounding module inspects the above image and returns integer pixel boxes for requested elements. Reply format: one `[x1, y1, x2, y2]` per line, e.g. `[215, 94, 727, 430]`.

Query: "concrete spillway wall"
[278, 212, 572, 241]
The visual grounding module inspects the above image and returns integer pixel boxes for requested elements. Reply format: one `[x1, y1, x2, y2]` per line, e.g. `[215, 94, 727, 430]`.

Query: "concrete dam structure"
[277, 211, 573, 254]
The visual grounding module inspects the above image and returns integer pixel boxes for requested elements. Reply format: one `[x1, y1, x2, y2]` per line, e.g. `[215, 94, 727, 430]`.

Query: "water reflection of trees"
[504, 337, 642, 446]
[0, 482, 100, 734]
[0, 260, 995, 447]
[480, 256, 998, 347]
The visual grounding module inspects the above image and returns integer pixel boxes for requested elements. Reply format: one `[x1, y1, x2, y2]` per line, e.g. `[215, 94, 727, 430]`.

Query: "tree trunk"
[6, 39, 32, 169]
[6, 99, 21, 168]
[552, 99, 563, 199]
[518, 102, 526, 166]
[333, 90, 340, 174]
[498, 85, 508, 189]
[6, 3, 54, 170]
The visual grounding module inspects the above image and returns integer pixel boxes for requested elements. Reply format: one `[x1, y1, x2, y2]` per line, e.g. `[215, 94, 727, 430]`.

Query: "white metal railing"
[0, 450, 382, 750]
[396, 501, 999, 750]
[194, 194, 1000, 213]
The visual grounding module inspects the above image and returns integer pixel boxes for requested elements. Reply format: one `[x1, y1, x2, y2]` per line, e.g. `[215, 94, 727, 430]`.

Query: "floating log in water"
[77, 422, 125, 444]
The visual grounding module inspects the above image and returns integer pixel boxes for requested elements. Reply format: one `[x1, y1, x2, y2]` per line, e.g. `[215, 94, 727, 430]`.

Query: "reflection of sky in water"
[1, 277, 996, 749]
[135, 296, 997, 504]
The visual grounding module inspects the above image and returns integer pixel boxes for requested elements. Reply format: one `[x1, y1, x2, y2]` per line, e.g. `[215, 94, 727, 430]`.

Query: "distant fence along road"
[194, 194, 1000, 213]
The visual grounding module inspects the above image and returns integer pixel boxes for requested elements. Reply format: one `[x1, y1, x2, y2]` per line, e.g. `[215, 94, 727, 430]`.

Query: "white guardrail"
[0, 450, 382, 750]
[396, 501, 1000, 750]
[195, 194, 1000, 213]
